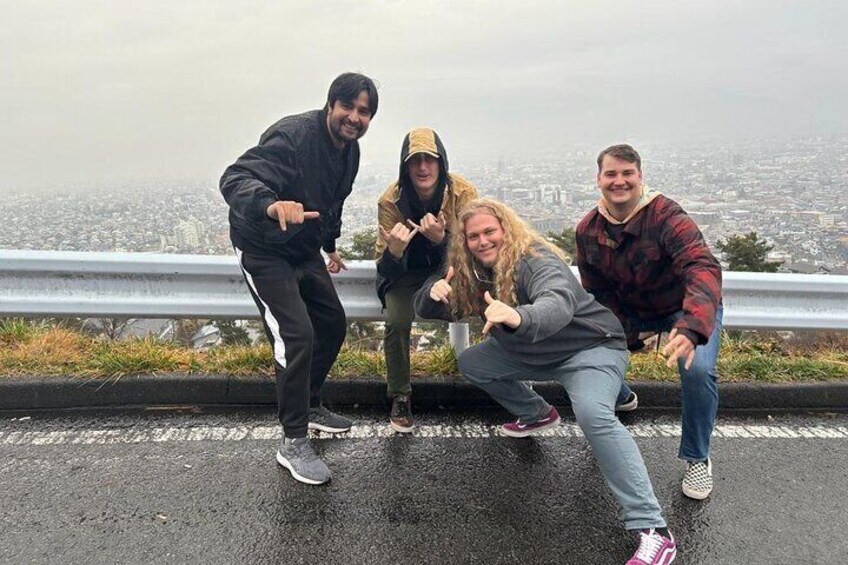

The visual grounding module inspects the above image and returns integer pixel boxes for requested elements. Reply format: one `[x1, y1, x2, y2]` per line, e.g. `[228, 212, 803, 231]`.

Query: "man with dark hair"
[375, 127, 478, 432]
[220, 72, 378, 485]
[576, 143, 723, 500]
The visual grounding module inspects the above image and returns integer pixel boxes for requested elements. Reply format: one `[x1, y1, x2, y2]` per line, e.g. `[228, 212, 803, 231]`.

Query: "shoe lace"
[634, 530, 663, 561]
[290, 438, 319, 463]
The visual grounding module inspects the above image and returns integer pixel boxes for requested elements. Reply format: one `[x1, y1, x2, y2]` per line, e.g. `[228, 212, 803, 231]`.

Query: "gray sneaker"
[276, 437, 331, 485]
[308, 405, 352, 433]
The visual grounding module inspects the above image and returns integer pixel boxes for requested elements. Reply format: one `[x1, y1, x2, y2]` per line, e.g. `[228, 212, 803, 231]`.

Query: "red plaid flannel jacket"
[575, 194, 722, 350]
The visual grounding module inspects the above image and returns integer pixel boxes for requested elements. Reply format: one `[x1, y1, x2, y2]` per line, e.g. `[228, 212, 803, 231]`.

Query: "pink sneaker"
[501, 407, 561, 438]
[626, 529, 676, 564]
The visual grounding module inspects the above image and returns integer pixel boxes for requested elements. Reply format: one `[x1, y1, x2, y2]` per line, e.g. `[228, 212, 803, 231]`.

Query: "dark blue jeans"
[617, 305, 722, 462]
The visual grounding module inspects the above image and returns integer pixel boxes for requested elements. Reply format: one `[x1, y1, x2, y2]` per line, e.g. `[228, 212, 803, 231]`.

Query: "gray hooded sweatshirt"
[414, 247, 627, 366]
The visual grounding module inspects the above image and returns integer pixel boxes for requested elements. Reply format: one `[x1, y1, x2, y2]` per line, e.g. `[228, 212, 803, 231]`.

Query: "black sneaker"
[389, 394, 414, 433]
[615, 391, 639, 412]
[307, 406, 352, 433]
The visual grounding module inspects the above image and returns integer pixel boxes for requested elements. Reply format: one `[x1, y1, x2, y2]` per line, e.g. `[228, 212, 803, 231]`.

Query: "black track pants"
[235, 248, 347, 438]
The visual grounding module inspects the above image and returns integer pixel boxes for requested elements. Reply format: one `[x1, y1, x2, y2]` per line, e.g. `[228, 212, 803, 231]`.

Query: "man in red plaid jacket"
[575, 144, 722, 501]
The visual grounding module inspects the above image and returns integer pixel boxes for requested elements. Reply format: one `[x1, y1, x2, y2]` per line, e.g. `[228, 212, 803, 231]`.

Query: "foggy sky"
[2, 0, 846, 191]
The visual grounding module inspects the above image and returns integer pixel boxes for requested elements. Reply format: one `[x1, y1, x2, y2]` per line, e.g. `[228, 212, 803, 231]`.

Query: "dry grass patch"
[0, 321, 845, 382]
[330, 346, 385, 378]
[85, 338, 196, 378]
[0, 326, 89, 376]
[628, 352, 680, 382]
[205, 344, 273, 377]
[411, 345, 458, 378]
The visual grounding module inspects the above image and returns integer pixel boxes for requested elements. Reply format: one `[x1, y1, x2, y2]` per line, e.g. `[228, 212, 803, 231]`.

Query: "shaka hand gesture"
[481, 291, 521, 335]
[429, 266, 455, 305]
[380, 222, 420, 259]
[407, 211, 447, 244]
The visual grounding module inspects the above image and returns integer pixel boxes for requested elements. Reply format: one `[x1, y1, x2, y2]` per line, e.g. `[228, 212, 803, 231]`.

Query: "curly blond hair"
[446, 198, 567, 319]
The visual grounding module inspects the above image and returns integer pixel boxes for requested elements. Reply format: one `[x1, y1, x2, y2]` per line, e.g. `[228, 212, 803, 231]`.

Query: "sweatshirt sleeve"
[510, 254, 581, 344]
[219, 132, 298, 224]
[375, 198, 407, 280]
[413, 271, 455, 322]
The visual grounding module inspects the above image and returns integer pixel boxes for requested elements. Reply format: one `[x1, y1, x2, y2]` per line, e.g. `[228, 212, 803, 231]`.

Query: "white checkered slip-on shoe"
[682, 458, 713, 500]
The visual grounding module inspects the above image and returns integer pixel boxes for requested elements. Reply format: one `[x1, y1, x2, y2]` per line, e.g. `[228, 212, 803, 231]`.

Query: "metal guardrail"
[1, 250, 847, 330]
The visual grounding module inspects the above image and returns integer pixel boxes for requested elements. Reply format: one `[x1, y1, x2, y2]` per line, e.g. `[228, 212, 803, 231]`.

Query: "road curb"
[1, 374, 847, 412]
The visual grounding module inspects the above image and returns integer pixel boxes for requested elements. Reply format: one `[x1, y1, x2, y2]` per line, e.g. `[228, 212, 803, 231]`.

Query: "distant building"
[173, 220, 203, 249]
[784, 261, 826, 274]
[525, 214, 565, 233]
[688, 211, 720, 228]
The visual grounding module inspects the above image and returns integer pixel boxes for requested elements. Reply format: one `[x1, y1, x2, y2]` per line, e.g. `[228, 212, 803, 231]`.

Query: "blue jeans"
[617, 305, 723, 462]
[458, 340, 666, 531]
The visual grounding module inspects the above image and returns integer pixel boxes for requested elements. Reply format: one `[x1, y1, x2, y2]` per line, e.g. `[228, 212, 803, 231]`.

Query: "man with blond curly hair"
[414, 198, 677, 565]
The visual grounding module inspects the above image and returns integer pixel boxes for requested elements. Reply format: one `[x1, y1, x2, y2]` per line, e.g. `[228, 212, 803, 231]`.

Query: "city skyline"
[3, 135, 846, 272]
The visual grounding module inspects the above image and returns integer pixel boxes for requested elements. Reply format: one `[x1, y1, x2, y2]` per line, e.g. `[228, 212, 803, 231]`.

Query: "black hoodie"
[220, 109, 359, 263]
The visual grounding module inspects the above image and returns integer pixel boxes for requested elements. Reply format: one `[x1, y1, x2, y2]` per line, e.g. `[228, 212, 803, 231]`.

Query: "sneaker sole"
[681, 485, 712, 500]
[389, 421, 414, 434]
[276, 450, 330, 485]
[307, 422, 351, 434]
[615, 394, 639, 412]
[501, 416, 562, 438]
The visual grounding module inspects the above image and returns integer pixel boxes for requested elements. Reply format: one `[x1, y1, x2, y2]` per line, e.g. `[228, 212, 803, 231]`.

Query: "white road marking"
[1, 422, 848, 446]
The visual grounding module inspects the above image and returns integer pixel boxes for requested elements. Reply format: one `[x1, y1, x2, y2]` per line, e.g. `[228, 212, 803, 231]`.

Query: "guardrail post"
[449, 322, 469, 354]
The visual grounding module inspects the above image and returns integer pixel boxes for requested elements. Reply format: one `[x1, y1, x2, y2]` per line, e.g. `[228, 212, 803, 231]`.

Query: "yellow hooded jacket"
[375, 127, 478, 305]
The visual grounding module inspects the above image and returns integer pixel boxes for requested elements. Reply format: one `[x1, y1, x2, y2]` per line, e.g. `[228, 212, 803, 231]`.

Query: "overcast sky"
[2, 0, 846, 191]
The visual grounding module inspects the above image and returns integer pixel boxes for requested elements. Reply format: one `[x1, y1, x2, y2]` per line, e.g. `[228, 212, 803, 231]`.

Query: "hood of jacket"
[397, 127, 450, 194]
[597, 183, 662, 225]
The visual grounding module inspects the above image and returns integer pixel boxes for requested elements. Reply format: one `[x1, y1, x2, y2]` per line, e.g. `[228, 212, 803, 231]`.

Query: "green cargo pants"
[383, 269, 431, 398]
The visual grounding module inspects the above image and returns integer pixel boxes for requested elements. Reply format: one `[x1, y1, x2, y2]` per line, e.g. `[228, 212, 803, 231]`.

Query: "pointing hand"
[326, 251, 347, 274]
[266, 201, 320, 232]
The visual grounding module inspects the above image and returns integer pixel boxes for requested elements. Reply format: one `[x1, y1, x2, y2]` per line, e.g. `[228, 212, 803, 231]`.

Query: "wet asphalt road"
[1, 407, 847, 565]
